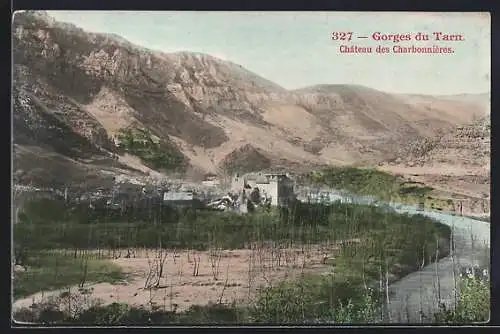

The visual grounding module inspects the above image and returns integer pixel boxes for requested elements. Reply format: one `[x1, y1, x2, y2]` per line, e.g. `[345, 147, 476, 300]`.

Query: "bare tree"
[192, 250, 200, 277]
[144, 240, 169, 289]
[217, 262, 230, 305]
[209, 246, 223, 280]
[79, 250, 89, 288]
[434, 236, 442, 305]
[385, 257, 391, 322]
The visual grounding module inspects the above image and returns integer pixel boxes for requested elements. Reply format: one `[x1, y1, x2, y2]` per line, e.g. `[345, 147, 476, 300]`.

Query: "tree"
[249, 187, 261, 205]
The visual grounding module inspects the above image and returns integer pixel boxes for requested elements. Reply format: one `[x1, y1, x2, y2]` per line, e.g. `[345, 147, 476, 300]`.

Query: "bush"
[16, 302, 246, 325]
[249, 274, 383, 324]
[433, 266, 490, 323]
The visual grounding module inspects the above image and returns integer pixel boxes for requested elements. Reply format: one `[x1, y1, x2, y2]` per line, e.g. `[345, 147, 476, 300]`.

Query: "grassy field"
[14, 197, 450, 254]
[302, 167, 453, 211]
[13, 251, 124, 300]
[13, 196, 452, 324]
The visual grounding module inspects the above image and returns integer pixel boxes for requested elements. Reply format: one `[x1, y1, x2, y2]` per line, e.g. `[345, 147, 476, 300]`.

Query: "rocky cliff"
[12, 11, 489, 185]
[394, 116, 490, 170]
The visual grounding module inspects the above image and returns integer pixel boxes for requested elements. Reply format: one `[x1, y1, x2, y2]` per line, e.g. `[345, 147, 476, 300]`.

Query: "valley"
[11, 10, 490, 325]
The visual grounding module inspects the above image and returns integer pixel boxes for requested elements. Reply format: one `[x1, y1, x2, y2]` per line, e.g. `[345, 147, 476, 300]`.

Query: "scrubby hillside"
[392, 116, 490, 170]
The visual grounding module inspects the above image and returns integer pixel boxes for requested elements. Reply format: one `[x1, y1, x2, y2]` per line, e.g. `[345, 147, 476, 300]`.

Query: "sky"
[44, 11, 490, 95]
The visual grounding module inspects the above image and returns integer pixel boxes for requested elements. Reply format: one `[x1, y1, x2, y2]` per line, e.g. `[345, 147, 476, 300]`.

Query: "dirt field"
[12, 244, 349, 314]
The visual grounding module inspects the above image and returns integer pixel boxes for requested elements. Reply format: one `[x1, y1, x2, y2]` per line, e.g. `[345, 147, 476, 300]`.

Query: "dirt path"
[12, 244, 346, 314]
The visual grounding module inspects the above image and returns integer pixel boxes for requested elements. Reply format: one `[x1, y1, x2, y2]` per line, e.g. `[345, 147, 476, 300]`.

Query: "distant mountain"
[12, 11, 490, 186]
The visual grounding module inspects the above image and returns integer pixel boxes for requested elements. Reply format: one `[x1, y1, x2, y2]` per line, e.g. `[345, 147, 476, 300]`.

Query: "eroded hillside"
[12, 11, 489, 183]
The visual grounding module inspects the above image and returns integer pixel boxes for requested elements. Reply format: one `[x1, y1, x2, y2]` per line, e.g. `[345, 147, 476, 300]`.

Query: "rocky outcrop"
[219, 144, 272, 174]
[395, 116, 490, 168]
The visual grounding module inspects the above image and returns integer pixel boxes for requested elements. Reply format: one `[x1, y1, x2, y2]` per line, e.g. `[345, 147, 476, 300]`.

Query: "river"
[296, 188, 491, 323]
[14, 185, 490, 323]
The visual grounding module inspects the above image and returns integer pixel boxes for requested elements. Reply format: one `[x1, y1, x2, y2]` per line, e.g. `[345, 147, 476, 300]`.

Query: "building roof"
[237, 172, 292, 184]
[242, 172, 259, 181]
[255, 175, 270, 184]
[163, 191, 195, 201]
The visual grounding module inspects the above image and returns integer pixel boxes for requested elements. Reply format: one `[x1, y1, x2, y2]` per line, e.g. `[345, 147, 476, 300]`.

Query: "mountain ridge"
[12, 10, 489, 185]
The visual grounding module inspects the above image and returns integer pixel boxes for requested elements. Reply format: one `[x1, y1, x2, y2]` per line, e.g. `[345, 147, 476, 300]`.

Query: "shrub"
[433, 266, 490, 324]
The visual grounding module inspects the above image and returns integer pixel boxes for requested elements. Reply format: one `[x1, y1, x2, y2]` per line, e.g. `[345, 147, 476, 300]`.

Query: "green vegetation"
[433, 270, 490, 323]
[15, 265, 489, 325]
[15, 198, 449, 257]
[13, 251, 124, 300]
[304, 167, 451, 210]
[14, 196, 453, 324]
[116, 126, 186, 171]
[249, 273, 382, 324]
[16, 270, 490, 325]
[14, 301, 249, 325]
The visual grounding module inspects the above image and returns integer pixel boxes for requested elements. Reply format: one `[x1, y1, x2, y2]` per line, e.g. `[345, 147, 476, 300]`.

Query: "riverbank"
[13, 198, 452, 324]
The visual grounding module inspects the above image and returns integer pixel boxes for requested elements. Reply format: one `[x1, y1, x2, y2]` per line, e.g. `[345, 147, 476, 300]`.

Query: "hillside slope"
[390, 116, 490, 172]
[379, 116, 490, 214]
[12, 11, 489, 184]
